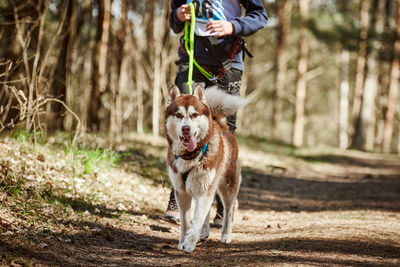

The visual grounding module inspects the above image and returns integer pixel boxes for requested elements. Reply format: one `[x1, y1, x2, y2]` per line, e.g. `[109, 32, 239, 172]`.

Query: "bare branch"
[304, 66, 325, 81]
[3, 85, 81, 152]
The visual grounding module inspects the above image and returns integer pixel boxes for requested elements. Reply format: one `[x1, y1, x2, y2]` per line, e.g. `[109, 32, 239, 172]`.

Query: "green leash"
[184, 3, 213, 94]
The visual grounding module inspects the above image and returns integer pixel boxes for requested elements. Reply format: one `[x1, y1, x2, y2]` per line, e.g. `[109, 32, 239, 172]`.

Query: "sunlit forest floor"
[1, 132, 400, 266]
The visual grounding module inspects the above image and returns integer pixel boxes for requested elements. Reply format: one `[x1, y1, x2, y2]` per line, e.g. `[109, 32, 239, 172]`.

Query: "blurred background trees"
[1, 0, 400, 153]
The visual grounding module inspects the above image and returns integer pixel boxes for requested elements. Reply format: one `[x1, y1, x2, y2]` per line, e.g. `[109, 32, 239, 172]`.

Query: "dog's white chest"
[185, 168, 216, 196]
[168, 164, 216, 197]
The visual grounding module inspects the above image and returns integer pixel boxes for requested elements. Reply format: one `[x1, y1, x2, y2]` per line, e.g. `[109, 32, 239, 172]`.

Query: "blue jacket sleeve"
[231, 0, 268, 37]
[170, 0, 187, 34]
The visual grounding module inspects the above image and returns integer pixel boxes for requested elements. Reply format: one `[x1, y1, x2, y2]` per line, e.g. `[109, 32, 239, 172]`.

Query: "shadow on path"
[240, 166, 400, 212]
[2, 228, 399, 266]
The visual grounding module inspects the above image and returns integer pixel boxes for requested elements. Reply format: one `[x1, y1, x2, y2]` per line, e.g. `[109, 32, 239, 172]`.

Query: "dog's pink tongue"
[187, 136, 197, 152]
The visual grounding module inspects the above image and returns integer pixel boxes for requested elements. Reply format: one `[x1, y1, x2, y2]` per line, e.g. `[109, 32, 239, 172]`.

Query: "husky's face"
[165, 85, 211, 153]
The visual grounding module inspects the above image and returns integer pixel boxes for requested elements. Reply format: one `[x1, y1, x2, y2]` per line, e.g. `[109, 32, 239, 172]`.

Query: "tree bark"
[271, 0, 292, 137]
[0, 2, 23, 127]
[338, 0, 350, 150]
[128, 3, 146, 134]
[339, 49, 350, 150]
[111, 0, 127, 135]
[63, 0, 78, 132]
[89, 0, 111, 131]
[152, 0, 163, 137]
[351, 0, 370, 141]
[135, 54, 144, 134]
[352, 0, 385, 151]
[292, 0, 310, 147]
[46, 0, 72, 131]
[382, 0, 400, 153]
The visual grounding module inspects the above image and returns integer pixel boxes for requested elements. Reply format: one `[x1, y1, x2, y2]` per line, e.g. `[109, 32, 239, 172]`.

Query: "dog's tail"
[204, 86, 247, 119]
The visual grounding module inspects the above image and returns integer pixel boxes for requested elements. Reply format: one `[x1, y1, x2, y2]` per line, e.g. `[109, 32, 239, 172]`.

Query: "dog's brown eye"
[175, 113, 183, 119]
[190, 113, 199, 119]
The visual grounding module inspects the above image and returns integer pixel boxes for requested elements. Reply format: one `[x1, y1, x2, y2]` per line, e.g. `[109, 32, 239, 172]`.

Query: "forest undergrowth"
[0, 131, 169, 265]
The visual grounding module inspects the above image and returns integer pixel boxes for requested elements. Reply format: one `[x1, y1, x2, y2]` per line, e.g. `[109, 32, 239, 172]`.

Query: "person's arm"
[231, 0, 268, 37]
[170, 0, 188, 34]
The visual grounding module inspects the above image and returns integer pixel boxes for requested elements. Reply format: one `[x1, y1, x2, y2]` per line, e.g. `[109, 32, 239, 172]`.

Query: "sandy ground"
[1, 136, 400, 266]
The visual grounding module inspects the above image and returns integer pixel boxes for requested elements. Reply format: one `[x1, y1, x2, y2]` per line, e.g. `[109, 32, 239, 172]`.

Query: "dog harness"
[175, 142, 209, 184]
[182, 34, 251, 84]
[222, 131, 233, 166]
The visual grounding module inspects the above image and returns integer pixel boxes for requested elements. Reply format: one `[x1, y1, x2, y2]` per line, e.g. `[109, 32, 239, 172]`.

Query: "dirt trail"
[1, 139, 400, 266]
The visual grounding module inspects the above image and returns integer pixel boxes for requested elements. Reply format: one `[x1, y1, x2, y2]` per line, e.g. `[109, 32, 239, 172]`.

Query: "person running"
[163, 0, 268, 227]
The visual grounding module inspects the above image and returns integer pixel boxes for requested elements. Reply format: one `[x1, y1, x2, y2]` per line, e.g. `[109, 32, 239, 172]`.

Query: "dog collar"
[175, 142, 208, 161]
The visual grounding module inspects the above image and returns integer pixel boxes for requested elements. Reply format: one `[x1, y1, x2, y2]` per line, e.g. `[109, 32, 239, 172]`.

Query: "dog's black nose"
[182, 125, 190, 135]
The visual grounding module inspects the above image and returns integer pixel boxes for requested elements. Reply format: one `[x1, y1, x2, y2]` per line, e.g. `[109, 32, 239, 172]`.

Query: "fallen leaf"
[37, 153, 46, 162]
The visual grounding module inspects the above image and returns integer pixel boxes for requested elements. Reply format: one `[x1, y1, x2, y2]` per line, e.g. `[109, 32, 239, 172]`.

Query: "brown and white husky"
[165, 84, 245, 253]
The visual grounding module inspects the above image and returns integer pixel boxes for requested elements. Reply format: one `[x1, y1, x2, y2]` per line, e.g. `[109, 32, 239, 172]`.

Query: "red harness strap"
[216, 37, 243, 80]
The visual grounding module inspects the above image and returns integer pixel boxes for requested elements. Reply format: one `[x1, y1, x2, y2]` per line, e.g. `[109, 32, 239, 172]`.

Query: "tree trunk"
[128, 2, 145, 134]
[351, 0, 370, 141]
[398, 122, 400, 153]
[0, 4, 22, 128]
[135, 55, 144, 134]
[353, 0, 385, 151]
[111, 0, 127, 135]
[338, 0, 350, 150]
[160, 3, 174, 104]
[152, 0, 162, 137]
[382, 0, 400, 153]
[292, 0, 310, 147]
[89, 0, 111, 131]
[339, 49, 350, 149]
[271, 0, 292, 137]
[63, 0, 78, 132]
[47, 0, 72, 131]
[0, 62, 14, 129]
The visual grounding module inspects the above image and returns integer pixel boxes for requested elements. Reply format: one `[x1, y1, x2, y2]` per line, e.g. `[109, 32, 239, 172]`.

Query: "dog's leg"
[200, 209, 210, 241]
[175, 190, 192, 250]
[182, 195, 213, 253]
[219, 190, 236, 243]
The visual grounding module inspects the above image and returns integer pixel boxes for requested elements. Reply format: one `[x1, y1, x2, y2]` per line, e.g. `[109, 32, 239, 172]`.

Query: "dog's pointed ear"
[193, 84, 207, 105]
[167, 85, 181, 106]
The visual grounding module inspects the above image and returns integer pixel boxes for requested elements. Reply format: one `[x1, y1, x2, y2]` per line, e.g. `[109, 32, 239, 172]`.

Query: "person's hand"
[206, 21, 234, 37]
[176, 4, 191, 22]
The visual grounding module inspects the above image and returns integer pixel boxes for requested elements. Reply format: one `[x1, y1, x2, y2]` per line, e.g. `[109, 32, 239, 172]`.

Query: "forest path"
[2, 136, 400, 266]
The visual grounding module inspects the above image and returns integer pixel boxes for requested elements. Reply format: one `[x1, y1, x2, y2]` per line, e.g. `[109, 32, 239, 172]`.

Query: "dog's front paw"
[200, 223, 210, 241]
[182, 231, 198, 253]
[178, 242, 184, 250]
[220, 234, 232, 244]
[200, 231, 209, 241]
